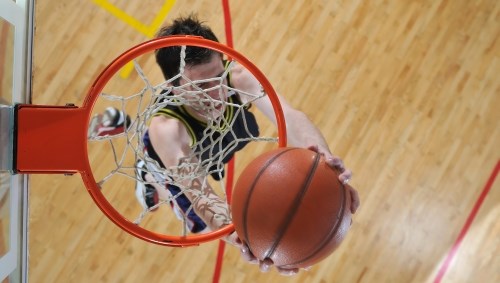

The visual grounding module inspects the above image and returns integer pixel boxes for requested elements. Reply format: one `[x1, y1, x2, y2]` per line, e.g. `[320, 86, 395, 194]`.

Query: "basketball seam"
[263, 151, 322, 260]
[282, 182, 347, 268]
[241, 148, 298, 248]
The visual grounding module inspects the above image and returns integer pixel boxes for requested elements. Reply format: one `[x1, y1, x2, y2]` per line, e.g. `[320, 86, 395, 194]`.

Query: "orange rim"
[79, 36, 287, 246]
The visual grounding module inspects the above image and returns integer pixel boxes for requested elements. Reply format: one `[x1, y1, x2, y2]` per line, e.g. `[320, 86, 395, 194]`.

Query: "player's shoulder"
[149, 115, 191, 142]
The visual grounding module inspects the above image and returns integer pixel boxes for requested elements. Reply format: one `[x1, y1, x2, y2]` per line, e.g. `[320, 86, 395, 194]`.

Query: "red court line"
[221, 0, 234, 49]
[212, 1, 234, 283]
[433, 159, 499, 283]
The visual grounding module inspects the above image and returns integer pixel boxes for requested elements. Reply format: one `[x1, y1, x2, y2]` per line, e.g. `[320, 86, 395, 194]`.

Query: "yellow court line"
[146, 0, 177, 37]
[92, 0, 177, 78]
[93, 0, 150, 36]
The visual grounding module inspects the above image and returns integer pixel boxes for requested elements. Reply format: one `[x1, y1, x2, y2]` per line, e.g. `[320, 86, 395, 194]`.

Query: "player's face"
[179, 53, 228, 120]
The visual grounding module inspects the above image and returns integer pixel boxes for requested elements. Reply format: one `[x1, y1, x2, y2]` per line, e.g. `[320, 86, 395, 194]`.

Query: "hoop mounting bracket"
[15, 104, 88, 174]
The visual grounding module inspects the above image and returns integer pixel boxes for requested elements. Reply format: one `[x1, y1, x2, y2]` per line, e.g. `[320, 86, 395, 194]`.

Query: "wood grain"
[29, 0, 499, 282]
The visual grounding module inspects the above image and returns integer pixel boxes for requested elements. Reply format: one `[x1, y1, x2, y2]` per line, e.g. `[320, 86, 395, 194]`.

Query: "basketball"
[231, 147, 352, 269]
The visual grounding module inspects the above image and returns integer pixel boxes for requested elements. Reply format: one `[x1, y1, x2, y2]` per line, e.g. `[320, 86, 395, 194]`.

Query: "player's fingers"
[259, 258, 273, 272]
[326, 155, 345, 171]
[339, 169, 352, 184]
[240, 244, 259, 264]
[333, 156, 345, 170]
[307, 146, 343, 170]
[348, 185, 360, 214]
[225, 231, 240, 247]
[307, 144, 319, 153]
[276, 266, 299, 276]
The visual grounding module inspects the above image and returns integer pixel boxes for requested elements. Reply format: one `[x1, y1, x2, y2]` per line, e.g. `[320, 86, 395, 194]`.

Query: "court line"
[433, 159, 499, 283]
[92, 0, 176, 78]
[92, 0, 175, 37]
[212, 2, 234, 283]
[222, 0, 234, 49]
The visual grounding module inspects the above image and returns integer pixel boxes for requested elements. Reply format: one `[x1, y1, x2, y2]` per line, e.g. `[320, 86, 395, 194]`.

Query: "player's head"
[155, 14, 222, 86]
[155, 15, 228, 121]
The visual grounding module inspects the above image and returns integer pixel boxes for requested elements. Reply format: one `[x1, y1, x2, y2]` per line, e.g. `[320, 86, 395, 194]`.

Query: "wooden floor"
[30, 0, 499, 282]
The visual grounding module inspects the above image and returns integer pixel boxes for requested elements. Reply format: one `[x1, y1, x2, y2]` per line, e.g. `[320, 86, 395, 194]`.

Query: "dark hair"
[155, 15, 221, 85]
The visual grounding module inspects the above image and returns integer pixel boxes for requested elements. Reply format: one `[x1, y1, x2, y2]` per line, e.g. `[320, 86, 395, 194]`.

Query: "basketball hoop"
[15, 36, 287, 246]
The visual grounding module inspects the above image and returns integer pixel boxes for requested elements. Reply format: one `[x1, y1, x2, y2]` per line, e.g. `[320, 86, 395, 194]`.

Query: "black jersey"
[143, 94, 260, 173]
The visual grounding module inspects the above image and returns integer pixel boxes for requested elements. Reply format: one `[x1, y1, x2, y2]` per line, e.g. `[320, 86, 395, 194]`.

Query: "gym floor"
[30, 0, 499, 282]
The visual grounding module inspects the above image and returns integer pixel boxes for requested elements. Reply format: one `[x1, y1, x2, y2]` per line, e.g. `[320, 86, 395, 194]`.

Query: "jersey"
[141, 91, 260, 233]
[143, 94, 259, 171]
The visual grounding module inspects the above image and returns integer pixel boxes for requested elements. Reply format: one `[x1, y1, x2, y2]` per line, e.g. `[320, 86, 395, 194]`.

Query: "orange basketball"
[231, 147, 352, 269]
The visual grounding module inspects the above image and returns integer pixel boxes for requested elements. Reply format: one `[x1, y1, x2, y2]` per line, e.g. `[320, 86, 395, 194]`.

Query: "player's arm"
[256, 95, 359, 214]
[231, 63, 359, 214]
[230, 64, 334, 159]
[147, 115, 232, 231]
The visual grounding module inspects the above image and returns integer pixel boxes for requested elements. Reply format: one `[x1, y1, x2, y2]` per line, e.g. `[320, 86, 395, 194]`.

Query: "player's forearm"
[184, 178, 231, 231]
[285, 108, 331, 154]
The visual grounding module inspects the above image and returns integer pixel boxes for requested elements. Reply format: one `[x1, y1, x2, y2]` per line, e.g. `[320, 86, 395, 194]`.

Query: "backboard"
[0, 0, 33, 281]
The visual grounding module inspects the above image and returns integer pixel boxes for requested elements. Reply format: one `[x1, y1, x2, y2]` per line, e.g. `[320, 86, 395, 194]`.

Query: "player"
[101, 14, 360, 275]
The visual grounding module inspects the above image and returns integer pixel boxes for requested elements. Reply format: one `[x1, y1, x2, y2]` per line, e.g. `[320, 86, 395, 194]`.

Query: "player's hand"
[228, 233, 309, 276]
[307, 145, 360, 214]
[229, 63, 261, 94]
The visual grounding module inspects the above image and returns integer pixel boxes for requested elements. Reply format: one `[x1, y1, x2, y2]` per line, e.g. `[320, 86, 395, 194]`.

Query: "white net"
[87, 45, 281, 238]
